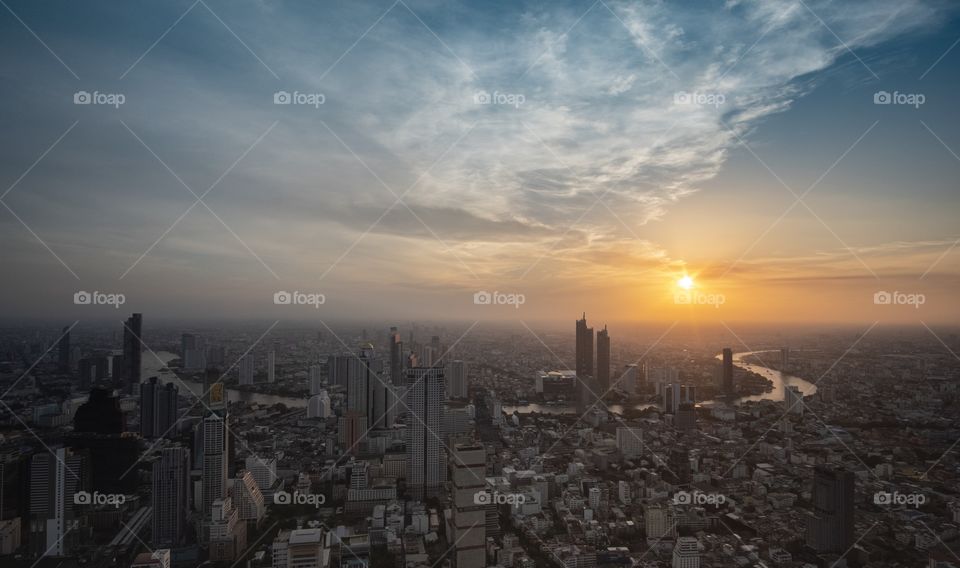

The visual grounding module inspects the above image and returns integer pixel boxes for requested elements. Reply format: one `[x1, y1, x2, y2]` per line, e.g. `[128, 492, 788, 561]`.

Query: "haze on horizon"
[1, 0, 958, 325]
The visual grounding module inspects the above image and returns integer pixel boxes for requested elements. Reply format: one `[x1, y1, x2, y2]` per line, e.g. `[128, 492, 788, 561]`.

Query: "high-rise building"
[620, 363, 639, 394]
[58, 326, 71, 373]
[389, 326, 403, 387]
[721, 348, 733, 394]
[232, 470, 265, 528]
[207, 497, 246, 562]
[338, 411, 369, 455]
[448, 444, 486, 568]
[672, 536, 700, 568]
[327, 354, 351, 391]
[307, 391, 332, 419]
[123, 313, 143, 389]
[596, 325, 610, 391]
[29, 448, 88, 557]
[806, 465, 854, 554]
[576, 314, 596, 414]
[616, 427, 644, 459]
[267, 348, 276, 383]
[447, 360, 467, 399]
[785, 385, 804, 415]
[202, 411, 228, 516]
[151, 446, 190, 547]
[244, 457, 277, 491]
[406, 367, 445, 500]
[272, 529, 325, 568]
[181, 333, 206, 370]
[140, 377, 178, 439]
[345, 345, 388, 430]
[238, 356, 254, 385]
[308, 365, 323, 395]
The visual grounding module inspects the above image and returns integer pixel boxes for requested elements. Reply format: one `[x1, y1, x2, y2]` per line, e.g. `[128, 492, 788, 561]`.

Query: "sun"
[677, 275, 694, 290]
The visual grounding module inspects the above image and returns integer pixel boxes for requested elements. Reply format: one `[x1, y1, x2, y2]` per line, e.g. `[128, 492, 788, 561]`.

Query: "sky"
[1, 0, 958, 325]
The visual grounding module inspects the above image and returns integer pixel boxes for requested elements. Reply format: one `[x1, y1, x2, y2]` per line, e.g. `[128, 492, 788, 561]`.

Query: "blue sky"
[1, 0, 958, 323]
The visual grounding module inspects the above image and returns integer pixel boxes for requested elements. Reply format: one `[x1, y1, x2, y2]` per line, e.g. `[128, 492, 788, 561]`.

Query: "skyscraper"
[389, 326, 403, 386]
[238, 356, 254, 385]
[346, 344, 388, 430]
[29, 448, 88, 557]
[140, 377, 178, 439]
[447, 360, 467, 399]
[448, 443, 486, 568]
[406, 366, 445, 500]
[202, 410, 228, 516]
[806, 465, 854, 554]
[575, 314, 595, 414]
[596, 325, 610, 391]
[123, 313, 143, 389]
[151, 446, 190, 547]
[308, 365, 323, 395]
[721, 348, 733, 394]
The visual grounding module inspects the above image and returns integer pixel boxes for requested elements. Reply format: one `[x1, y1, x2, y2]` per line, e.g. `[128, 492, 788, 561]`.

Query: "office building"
[239, 355, 254, 385]
[616, 427, 644, 459]
[207, 497, 247, 562]
[267, 348, 276, 383]
[806, 465, 854, 554]
[596, 325, 610, 391]
[448, 444, 486, 568]
[308, 390, 332, 419]
[151, 446, 190, 547]
[447, 360, 467, 399]
[122, 313, 143, 389]
[245, 457, 278, 491]
[29, 448, 88, 557]
[309, 365, 323, 395]
[273, 528, 325, 568]
[672, 536, 700, 568]
[406, 366, 446, 500]
[785, 385, 804, 415]
[233, 470, 265, 528]
[202, 411, 228, 516]
[389, 326, 403, 387]
[621, 363, 639, 394]
[722, 348, 733, 394]
[140, 376, 178, 438]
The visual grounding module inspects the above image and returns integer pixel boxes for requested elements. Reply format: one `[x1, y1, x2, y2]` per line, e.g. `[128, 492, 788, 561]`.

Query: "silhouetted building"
[596, 325, 610, 391]
[68, 388, 138, 494]
[122, 313, 143, 389]
[806, 465, 854, 554]
[722, 348, 733, 394]
[406, 366, 445, 500]
[151, 446, 190, 547]
[576, 314, 595, 414]
[140, 377, 179, 439]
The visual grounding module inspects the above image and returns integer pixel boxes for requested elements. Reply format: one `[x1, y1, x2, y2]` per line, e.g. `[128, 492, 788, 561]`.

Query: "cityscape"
[1, 1, 960, 568]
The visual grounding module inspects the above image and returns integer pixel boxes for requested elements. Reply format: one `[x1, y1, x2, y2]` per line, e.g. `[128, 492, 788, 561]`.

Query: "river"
[142, 351, 308, 408]
[504, 349, 817, 414]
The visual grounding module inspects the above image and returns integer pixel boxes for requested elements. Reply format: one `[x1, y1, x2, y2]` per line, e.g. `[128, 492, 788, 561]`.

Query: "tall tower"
[721, 348, 733, 394]
[201, 410, 228, 516]
[447, 360, 467, 399]
[140, 377, 178, 439]
[575, 314, 595, 414]
[123, 313, 143, 389]
[449, 444, 486, 568]
[238, 356, 254, 385]
[406, 367, 445, 500]
[29, 448, 88, 557]
[267, 347, 276, 383]
[389, 327, 403, 387]
[151, 446, 190, 547]
[806, 465, 854, 554]
[596, 325, 610, 391]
